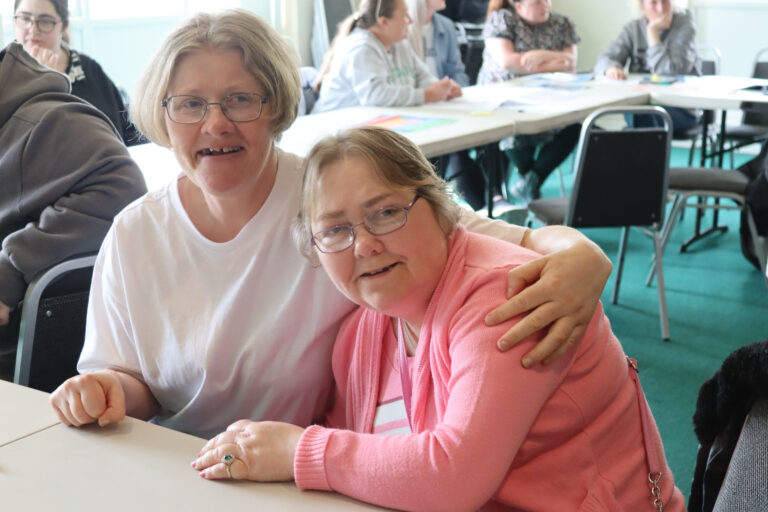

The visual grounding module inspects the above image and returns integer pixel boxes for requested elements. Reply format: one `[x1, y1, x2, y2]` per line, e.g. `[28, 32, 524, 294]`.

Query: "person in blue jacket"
[407, 0, 488, 210]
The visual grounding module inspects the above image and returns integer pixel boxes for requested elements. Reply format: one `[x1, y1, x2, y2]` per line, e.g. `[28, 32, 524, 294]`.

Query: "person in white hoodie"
[312, 0, 461, 113]
[0, 42, 146, 379]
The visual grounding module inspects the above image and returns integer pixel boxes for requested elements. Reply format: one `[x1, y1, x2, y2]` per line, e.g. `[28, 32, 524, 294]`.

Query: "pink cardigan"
[294, 228, 684, 511]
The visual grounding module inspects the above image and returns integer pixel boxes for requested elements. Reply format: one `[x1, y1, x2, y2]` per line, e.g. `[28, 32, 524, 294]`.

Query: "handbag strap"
[627, 357, 664, 512]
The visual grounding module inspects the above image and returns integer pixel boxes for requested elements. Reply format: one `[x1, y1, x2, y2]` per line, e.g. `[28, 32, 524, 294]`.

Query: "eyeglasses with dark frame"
[13, 13, 60, 34]
[311, 195, 420, 254]
[161, 93, 268, 124]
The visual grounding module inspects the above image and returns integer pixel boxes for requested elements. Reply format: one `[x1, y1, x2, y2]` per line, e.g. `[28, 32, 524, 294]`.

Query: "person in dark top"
[13, 0, 144, 146]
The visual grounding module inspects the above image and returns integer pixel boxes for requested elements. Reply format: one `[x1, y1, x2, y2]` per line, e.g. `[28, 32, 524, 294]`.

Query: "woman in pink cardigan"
[192, 127, 684, 511]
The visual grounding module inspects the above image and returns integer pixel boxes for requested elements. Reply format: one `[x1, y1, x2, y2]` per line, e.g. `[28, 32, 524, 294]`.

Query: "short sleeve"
[482, 9, 516, 42]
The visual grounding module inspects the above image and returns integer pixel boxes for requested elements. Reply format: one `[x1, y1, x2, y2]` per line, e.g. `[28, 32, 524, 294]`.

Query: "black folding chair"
[527, 106, 672, 339]
[14, 255, 96, 392]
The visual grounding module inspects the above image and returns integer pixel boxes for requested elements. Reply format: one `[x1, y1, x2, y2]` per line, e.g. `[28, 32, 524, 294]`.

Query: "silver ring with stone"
[222, 453, 235, 479]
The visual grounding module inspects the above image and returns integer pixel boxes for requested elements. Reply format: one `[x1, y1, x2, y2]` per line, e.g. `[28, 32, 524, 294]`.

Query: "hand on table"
[605, 66, 627, 80]
[485, 240, 612, 367]
[425, 77, 458, 103]
[447, 79, 463, 99]
[193, 420, 305, 481]
[50, 370, 126, 427]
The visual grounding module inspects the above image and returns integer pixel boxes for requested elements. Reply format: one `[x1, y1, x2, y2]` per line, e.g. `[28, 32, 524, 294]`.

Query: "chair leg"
[647, 196, 683, 286]
[688, 139, 696, 167]
[745, 206, 768, 288]
[612, 227, 630, 304]
[654, 231, 671, 340]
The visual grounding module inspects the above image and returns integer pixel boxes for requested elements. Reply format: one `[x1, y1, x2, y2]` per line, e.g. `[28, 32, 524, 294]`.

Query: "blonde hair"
[405, 0, 428, 60]
[293, 126, 460, 259]
[131, 9, 301, 147]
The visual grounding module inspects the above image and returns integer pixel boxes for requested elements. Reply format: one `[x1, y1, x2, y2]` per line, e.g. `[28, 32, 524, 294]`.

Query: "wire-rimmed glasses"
[161, 93, 268, 124]
[13, 14, 60, 33]
[311, 196, 420, 253]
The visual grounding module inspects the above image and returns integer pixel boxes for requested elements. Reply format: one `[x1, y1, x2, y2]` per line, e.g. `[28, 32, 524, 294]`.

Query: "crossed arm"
[484, 38, 577, 75]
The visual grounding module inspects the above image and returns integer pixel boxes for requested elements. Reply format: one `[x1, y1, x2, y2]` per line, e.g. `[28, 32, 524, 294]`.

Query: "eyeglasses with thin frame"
[13, 13, 60, 33]
[161, 93, 268, 124]
[312, 195, 420, 254]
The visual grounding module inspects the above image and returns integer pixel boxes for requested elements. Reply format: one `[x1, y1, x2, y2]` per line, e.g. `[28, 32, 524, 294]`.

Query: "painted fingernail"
[197, 451, 202, 457]
[200, 471, 206, 478]
[191, 460, 197, 468]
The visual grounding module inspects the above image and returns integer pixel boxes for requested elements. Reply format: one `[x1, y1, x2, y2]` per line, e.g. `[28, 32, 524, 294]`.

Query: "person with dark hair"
[0, 42, 147, 380]
[312, 0, 461, 112]
[13, 0, 144, 145]
[477, 0, 581, 204]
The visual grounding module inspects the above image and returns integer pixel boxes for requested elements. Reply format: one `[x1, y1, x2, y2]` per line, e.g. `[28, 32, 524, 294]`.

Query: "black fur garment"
[688, 339, 768, 512]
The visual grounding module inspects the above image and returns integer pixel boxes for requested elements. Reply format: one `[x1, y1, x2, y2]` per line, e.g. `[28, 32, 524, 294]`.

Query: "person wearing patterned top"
[477, 0, 581, 204]
[13, 0, 143, 145]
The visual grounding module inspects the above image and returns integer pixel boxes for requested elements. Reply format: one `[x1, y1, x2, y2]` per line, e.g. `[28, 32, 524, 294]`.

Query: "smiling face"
[311, 155, 448, 325]
[164, 48, 275, 199]
[513, 0, 551, 26]
[641, 0, 672, 22]
[14, 0, 64, 53]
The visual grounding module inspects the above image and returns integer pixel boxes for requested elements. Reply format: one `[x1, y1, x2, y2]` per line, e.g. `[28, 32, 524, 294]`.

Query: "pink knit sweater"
[294, 228, 684, 511]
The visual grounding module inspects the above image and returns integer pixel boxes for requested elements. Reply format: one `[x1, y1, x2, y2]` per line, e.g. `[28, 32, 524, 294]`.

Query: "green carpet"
[539, 148, 768, 498]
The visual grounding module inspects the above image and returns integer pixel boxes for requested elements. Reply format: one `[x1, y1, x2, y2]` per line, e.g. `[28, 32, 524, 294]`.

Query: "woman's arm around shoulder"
[459, 210, 612, 365]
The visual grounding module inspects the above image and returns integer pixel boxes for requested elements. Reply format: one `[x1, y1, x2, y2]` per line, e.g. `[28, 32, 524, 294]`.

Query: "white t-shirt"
[78, 148, 526, 440]
[78, 149, 356, 439]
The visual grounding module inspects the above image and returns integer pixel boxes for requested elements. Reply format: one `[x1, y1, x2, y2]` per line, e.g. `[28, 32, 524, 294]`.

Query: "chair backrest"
[697, 45, 722, 76]
[13, 255, 97, 392]
[456, 21, 484, 85]
[310, 0, 355, 68]
[743, 47, 768, 126]
[565, 106, 672, 229]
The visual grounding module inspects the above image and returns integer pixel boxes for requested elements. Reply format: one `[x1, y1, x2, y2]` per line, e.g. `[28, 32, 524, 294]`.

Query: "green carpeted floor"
[536, 148, 768, 498]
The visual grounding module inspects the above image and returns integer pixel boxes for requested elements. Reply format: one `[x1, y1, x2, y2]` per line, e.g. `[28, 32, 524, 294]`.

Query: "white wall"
[552, 0, 635, 71]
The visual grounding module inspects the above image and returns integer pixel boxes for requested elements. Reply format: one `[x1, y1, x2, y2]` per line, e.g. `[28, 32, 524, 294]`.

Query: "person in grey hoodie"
[312, 0, 461, 113]
[594, 0, 702, 133]
[0, 42, 147, 380]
